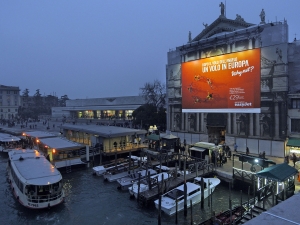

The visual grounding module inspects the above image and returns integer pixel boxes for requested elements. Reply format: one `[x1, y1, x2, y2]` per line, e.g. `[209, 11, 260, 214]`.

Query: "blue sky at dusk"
[1, 0, 299, 99]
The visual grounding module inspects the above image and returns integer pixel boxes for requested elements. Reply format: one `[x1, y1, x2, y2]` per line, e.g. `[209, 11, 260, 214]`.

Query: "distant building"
[0, 84, 21, 120]
[165, 5, 300, 157]
[51, 96, 146, 122]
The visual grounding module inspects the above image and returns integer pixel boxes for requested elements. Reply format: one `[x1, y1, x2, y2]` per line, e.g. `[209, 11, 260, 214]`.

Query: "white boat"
[117, 169, 157, 191]
[129, 172, 170, 198]
[93, 156, 140, 176]
[154, 177, 220, 216]
[7, 149, 65, 209]
[0, 133, 22, 152]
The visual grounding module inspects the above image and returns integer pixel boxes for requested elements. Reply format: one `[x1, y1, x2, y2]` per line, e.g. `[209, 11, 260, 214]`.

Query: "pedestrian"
[234, 143, 238, 152]
[246, 147, 249, 155]
[292, 153, 297, 167]
[262, 151, 266, 159]
[219, 152, 223, 167]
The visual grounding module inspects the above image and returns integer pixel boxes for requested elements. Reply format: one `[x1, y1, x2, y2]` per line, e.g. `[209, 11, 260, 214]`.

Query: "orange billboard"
[182, 49, 261, 113]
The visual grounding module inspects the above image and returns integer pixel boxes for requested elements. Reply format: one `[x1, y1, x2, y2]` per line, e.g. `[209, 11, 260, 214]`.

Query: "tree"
[139, 79, 166, 110]
[59, 94, 69, 107]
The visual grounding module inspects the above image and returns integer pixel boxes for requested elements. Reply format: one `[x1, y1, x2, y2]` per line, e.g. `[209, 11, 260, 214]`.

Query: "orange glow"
[36, 139, 40, 143]
[22, 133, 25, 136]
[45, 145, 48, 148]
[53, 149, 56, 153]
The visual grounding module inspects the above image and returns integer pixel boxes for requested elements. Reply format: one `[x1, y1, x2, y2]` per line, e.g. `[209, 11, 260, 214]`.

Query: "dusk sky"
[1, 0, 299, 99]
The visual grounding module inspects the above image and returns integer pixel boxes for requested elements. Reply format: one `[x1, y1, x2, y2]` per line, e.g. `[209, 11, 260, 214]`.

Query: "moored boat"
[7, 149, 65, 209]
[117, 169, 157, 190]
[129, 172, 170, 198]
[154, 177, 220, 216]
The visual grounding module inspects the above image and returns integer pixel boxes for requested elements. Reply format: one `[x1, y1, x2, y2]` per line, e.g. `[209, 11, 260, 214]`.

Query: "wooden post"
[184, 182, 187, 217]
[175, 163, 178, 179]
[100, 150, 102, 166]
[158, 195, 161, 225]
[129, 150, 132, 172]
[175, 193, 178, 224]
[114, 152, 117, 167]
[229, 199, 232, 224]
[190, 199, 193, 225]
[161, 173, 164, 194]
[184, 156, 187, 182]
[210, 182, 213, 217]
[201, 177, 204, 209]
[137, 172, 141, 202]
[240, 190, 243, 208]
[248, 186, 250, 211]
[208, 179, 210, 207]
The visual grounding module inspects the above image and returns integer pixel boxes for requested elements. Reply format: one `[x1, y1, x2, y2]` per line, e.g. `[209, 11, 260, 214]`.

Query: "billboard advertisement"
[182, 49, 261, 113]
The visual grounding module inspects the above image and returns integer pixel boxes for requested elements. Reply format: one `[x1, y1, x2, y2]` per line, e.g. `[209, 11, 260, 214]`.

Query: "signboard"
[182, 49, 261, 113]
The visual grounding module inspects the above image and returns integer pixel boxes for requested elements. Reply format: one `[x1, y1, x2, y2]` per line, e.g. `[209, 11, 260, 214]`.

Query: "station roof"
[62, 124, 147, 138]
[39, 137, 84, 150]
[286, 137, 300, 147]
[22, 131, 58, 139]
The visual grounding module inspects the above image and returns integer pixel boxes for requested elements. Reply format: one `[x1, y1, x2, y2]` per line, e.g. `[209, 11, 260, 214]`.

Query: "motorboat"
[93, 158, 137, 176]
[117, 169, 157, 191]
[7, 149, 64, 209]
[129, 172, 170, 198]
[154, 177, 220, 216]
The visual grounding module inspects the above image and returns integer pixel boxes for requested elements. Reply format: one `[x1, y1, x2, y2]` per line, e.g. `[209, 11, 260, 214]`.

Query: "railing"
[233, 167, 256, 181]
[27, 190, 64, 203]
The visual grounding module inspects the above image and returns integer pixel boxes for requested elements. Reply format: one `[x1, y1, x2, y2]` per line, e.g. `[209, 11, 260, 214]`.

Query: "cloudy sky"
[1, 0, 299, 99]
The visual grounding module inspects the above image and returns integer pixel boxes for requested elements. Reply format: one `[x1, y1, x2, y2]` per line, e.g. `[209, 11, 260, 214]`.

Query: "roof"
[243, 193, 300, 225]
[189, 147, 206, 152]
[161, 133, 179, 140]
[287, 137, 300, 147]
[39, 137, 84, 151]
[256, 163, 298, 182]
[23, 131, 58, 139]
[0, 133, 20, 142]
[192, 15, 254, 41]
[146, 133, 160, 141]
[8, 149, 62, 185]
[62, 124, 147, 138]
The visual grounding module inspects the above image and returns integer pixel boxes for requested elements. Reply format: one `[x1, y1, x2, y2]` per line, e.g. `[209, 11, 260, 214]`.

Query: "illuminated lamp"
[45, 145, 48, 148]
[22, 133, 25, 136]
[53, 149, 56, 153]
[36, 139, 40, 143]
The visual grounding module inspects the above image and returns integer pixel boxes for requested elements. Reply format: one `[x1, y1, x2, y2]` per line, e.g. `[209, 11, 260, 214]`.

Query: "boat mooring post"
[248, 186, 250, 211]
[100, 149, 102, 166]
[201, 177, 204, 209]
[210, 180, 213, 217]
[183, 156, 186, 183]
[160, 173, 164, 194]
[240, 190, 243, 208]
[137, 172, 141, 202]
[175, 163, 178, 179]
[208, 180, 210, 207]
[114, 152, 117, 167]
[184, 182, 187, 217]
[158, 195, 162, 225]
[86, 145, 89, 162]
[175, 193, 178, 224]
[190, 199, 193, 225]
[195, 162, 198, 177]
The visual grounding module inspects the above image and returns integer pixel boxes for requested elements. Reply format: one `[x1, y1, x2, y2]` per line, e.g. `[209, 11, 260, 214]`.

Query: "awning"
[287, 138, 300, 147]
[256, 163, 298, 182]
[146, 133, 160, 141]
[189, 147, 206, 152]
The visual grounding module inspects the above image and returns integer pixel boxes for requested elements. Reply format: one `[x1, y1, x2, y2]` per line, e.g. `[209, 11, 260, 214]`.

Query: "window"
[291, 119, 300, 132]
[15, 109, 18, 112]
[0, 109, 2, 112]
[6, 91, 10, 94]
[292, 99, 300, 109]
[8, 109, 10, 112]
[14, 91, 18, 94]
[7, 100, 10, 106]
[15, 101, 17, 106]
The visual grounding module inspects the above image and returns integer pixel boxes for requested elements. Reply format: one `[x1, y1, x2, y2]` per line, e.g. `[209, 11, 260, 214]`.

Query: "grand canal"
[0, 153, 249, 225]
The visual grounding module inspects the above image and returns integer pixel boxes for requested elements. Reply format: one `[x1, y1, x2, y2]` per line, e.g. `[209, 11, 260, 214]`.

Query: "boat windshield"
[165, 189, 184, 200]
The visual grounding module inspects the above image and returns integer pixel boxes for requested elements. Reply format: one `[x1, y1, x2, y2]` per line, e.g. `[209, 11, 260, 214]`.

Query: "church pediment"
[192, 15, 254, 41]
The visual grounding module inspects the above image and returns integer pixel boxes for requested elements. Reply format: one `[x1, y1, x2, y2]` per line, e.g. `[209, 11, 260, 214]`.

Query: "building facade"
[52, 96, 146, 122]
[0, 85, 20, 120]
[166, 6, 300, 157]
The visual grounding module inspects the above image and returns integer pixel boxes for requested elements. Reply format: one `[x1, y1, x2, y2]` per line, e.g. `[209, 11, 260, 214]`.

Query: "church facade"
[166, 5, 300, 157]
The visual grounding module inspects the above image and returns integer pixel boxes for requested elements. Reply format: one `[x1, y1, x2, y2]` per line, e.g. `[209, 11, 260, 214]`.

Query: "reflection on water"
[0, 154, 249, 225]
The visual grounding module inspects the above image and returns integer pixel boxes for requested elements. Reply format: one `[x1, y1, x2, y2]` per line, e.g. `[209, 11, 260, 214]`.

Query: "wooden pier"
[138, 163, 216, 206]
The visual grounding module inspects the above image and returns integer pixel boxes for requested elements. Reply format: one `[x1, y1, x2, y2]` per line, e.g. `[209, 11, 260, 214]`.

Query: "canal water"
[0, 153, 249, 225]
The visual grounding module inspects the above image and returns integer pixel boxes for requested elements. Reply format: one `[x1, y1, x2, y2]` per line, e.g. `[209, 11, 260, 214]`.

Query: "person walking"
[292, 153, 297, 167]
[234, 143, 238, 152]
[246, 147, 249, 155]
